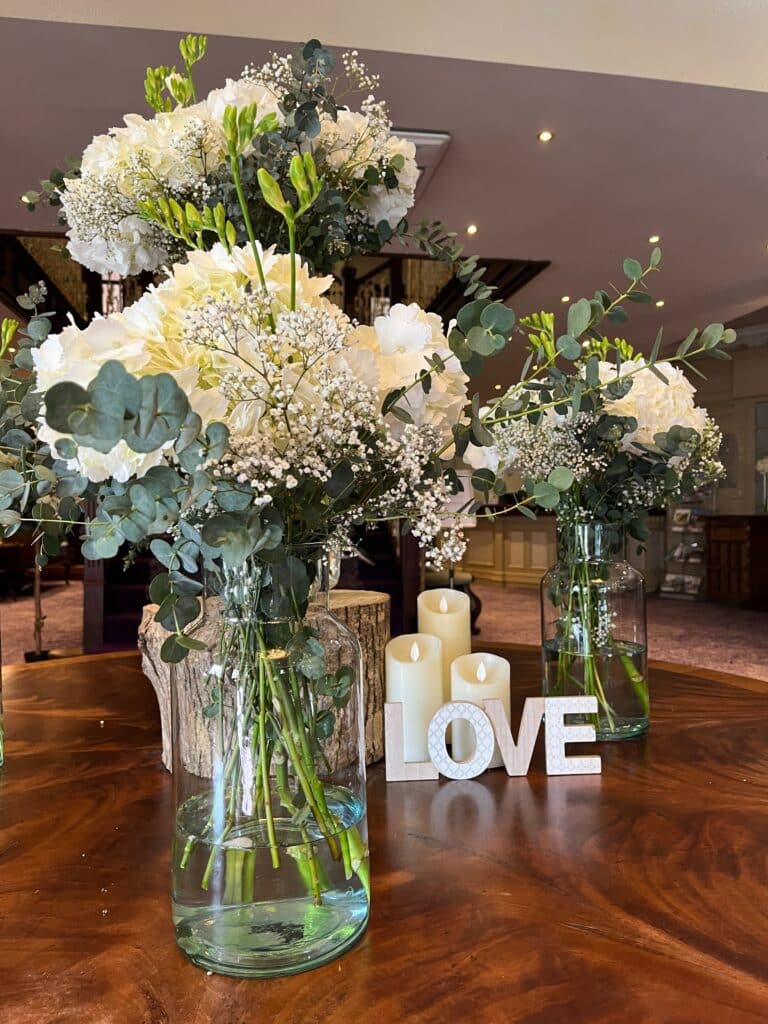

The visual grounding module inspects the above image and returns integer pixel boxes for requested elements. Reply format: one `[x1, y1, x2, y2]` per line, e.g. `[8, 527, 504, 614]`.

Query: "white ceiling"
[1, 17, 767, 394]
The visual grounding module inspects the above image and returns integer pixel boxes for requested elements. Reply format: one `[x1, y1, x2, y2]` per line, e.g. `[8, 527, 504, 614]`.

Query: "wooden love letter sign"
[385, 696, 602, 781]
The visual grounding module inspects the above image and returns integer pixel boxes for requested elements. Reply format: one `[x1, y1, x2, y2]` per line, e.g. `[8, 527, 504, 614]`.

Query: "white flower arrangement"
[42, 42, 418, 277]
[471, 348, 725, 527]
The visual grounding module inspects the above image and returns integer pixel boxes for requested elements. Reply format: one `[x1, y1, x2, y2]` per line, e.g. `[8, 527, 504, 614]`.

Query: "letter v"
[483, 698, 545, 776]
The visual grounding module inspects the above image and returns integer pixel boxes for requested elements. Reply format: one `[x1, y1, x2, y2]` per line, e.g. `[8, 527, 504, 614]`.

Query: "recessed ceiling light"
[466, 224, 478, 236]
[494, 384, 502, 390]
[655, 300, 665, 308]
[648, 234, 660, 244]
[537, 130, 554, 143]
[560, 295, 570, 303]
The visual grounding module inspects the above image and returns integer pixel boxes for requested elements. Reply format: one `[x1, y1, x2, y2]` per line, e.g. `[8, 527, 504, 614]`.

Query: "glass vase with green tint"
[541, 521, 649, 740]
[171, 547, 369, 977]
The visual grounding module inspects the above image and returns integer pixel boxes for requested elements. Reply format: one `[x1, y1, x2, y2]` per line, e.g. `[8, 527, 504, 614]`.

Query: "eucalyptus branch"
[485, 337, 728, 429]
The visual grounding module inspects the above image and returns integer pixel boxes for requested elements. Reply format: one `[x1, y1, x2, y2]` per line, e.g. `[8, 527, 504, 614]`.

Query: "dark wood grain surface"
[1, 647, 767, 1024]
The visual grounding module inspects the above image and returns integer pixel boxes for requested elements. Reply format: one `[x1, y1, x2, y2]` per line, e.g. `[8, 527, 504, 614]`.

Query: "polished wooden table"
[1, 648, 767, 1023]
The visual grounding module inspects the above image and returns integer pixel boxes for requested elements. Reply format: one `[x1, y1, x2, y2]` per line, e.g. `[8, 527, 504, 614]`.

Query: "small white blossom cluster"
[341, 50, 381, 93]
[61, 173, 168, 276]
[481, 411, 610, 485]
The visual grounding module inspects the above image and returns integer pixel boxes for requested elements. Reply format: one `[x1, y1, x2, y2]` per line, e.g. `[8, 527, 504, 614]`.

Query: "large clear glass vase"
[170, 548, 369, 977]
[541, 521, 649, 740]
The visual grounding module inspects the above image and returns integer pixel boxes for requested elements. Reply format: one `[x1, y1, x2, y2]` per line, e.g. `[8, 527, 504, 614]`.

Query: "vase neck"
[557, 521, 622, 562]
[308, 546, 341, 612]
[207, 544, 337, 618]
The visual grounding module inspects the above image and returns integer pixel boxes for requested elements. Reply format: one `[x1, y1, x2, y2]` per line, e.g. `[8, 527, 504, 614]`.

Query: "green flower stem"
[228, 154, 276, 330]
[553, 544, 648, 733]
[301, 829, 324, 906]
[242, 849, 256, 904]
[276, 757, 327, 904]
[346, 825, 370, 901]
[265, 663, 341, 861]
[338, 827, 353, 882]
[287, 219, 297, 312]
[258, 654, 281, 869]
[620, 652, 650, 715]
[178, 590, 369, 908]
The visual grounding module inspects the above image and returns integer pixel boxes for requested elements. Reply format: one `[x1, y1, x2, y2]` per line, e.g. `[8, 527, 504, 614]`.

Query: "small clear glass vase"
[171, 547, 369, 977]
[541, 521, 649, 740]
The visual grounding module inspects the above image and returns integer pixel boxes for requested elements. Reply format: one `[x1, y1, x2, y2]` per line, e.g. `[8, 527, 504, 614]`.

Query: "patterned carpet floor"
[2, 580, 767, 683]
[473, 581, 768, 681]
[1, 581, 84, 666]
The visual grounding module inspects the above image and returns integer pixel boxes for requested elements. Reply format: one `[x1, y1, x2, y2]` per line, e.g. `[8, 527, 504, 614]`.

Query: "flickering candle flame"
[410, 641, 420, 662]
[438, 595, 449, 613]
[476, 660, 487, 683]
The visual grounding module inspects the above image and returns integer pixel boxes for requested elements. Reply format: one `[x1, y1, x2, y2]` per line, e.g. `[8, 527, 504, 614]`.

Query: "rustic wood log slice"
[137, 589, 390, 773]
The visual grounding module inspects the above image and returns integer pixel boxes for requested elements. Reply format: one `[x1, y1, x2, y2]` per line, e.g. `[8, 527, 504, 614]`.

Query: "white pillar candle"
[417, 588, 472, 706]
[450, 653, 511, 769]
[385, 634, 443, 762]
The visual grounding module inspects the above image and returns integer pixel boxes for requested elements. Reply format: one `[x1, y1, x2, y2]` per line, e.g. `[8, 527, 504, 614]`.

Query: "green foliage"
[448, 298, 516, 376]
[144, 33, 208, 111]
[0, 287, 92, 563]
[137, 196, 239, 252]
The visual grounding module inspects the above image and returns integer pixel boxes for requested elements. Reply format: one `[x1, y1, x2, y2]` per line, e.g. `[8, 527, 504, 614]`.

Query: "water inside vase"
[543, 638, 648, 741]
[172, 785, 369, 977]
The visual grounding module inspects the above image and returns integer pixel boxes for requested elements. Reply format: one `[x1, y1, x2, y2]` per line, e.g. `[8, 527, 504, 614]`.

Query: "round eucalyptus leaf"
[150, 538, 175, 568]
[548, 467, 575, 491]
[479, 302, 515, 336]
[44, 382, 89, 434]
[160, 634, 188, 664]
[566, 298, 592, 339]
[82, 532, 121, 560]
[623, 257, 643, 282]
[27, 318, 51, 343]
[456, 299, 487, 335]
[556, 335, 582, 361]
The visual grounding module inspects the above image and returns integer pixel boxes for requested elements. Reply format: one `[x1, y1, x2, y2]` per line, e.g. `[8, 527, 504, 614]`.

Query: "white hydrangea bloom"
[463, 441, 500, 474]
[598, 359, 708, 448]
[317, 109, 377, 173]
[64, 212, 168, 278]
[347, 303, 468, 444]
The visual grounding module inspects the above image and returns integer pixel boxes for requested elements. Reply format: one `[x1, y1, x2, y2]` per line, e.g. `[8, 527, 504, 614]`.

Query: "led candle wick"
[410, 641, 420, 662]
[476, 660, 487, 683]
[439, 595, 449, 613]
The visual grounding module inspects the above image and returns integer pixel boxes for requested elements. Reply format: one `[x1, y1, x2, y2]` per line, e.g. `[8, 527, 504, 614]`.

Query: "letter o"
[427, 701, 495, 780]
